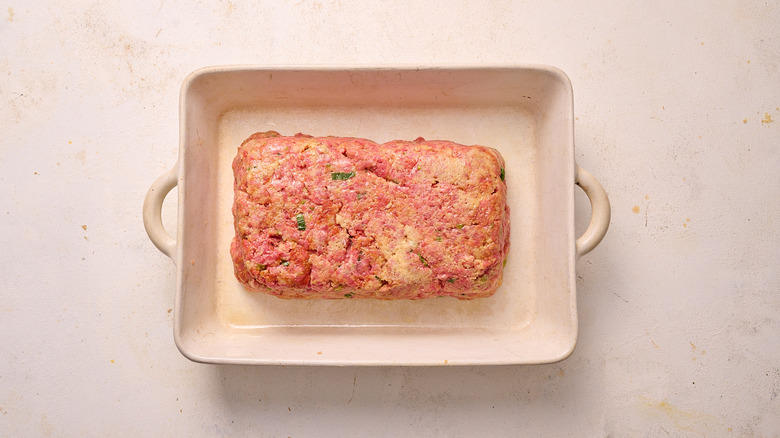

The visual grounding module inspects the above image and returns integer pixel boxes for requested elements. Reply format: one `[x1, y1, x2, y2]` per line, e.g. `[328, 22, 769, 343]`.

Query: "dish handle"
[143, 166, 179, 262]
[575, 165, 611, 257]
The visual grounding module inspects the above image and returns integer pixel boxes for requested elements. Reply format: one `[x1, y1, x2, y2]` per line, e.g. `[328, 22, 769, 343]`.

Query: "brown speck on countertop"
[632, 206, 640, 214]
[68, 140, 72, 144]
[81, 225, 87, 230]
[110, 359, 115, 363]
[743, 118, 748, 123]
[190, 260, 194, 265]
[167, 308, 172, 314]
[7, 7, 13, 22]
[761, 112, 773, 124]
[644, 195, 649, 200]
[316, 351, 322, 355]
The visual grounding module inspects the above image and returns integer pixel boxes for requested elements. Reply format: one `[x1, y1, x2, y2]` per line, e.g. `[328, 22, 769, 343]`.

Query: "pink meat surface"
[230, 131, 510, 300]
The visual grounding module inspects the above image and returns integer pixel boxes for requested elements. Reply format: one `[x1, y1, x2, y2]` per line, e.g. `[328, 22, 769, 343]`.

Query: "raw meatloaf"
[230, 131, 510, 300]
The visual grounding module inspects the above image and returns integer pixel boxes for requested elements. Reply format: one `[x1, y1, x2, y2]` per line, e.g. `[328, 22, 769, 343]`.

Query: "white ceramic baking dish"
[143, 65, 610, 366]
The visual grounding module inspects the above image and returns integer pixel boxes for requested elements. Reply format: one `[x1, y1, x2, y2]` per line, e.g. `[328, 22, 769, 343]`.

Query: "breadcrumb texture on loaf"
[230, 131, 510, 300]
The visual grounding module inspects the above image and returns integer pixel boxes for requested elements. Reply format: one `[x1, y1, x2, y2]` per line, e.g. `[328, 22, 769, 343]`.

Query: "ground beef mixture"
[231, 131, 509, 299]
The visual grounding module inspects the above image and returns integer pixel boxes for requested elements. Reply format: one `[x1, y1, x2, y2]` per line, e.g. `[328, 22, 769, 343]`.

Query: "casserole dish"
[143, 65, 610, 365]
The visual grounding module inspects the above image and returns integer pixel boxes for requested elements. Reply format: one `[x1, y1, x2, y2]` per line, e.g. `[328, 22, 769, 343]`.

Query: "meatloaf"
[230, 131, 510, 300]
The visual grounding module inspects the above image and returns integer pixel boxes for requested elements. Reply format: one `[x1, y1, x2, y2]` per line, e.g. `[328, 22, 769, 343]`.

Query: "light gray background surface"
[1, 1, 778, 436]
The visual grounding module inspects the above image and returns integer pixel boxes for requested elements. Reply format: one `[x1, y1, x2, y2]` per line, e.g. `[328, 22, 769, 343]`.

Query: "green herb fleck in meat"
[256, 263, 267, 271]
[455, 224, 465, 229]
[344, 293, 353, 298]
[418, 253, 430, 267]
[295, 213, 306, 230]
[331, 171, 355, 180]
[500, 167, 505, 181]
[447, 278, 455, 283]
[280, 260, 289, 266]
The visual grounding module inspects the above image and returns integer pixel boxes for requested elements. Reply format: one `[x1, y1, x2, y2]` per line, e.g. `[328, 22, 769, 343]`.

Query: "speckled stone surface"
[1, 1, 778, 436]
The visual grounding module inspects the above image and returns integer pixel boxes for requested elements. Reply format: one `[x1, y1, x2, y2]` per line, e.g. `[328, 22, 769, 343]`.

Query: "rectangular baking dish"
[143, 65, 610, 366]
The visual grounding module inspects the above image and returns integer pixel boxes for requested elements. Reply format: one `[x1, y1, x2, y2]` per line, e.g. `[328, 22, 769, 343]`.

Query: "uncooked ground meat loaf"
[230, 131, 510, 300]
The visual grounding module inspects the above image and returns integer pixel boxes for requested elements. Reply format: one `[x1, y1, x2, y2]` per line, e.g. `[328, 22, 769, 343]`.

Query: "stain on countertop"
[639, 396, 722, 433]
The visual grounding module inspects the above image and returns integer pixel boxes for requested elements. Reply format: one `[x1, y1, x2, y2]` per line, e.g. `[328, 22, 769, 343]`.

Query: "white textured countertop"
[1, 1, 778, 436]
